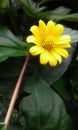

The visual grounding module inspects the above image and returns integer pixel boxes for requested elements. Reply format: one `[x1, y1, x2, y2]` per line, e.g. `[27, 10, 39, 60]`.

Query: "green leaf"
[51, 6, 71, 15]
[0, 0, 8, 8]
[1, 126, 7, 130]
[70, 68, 78, 87]
[73, 93, 78, 100]
[0, 123, 5, 129]
[8, 124, 23, 130]
[39, 0, 54, 5]
[0, 123, 7, 130]
[0, 57, 25, 78]
[17, 0, 46, 18]
[43, 6, 78, 22]
[63, 27, 78, 43]
[38, 47, 75, 85]
[40, 6, 70, 21]
[0, 77, 17, 122]
[52, 78, 70, 101]
[0, 26, 29, 62]
[62, 13, 78, 22]
[21, 76, 73, 130]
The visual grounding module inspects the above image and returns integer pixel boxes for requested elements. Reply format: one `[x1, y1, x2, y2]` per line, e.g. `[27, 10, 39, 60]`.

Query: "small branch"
[4, 53, 30, 126]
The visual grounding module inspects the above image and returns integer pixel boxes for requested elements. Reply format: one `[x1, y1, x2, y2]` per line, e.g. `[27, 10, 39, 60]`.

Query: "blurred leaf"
[38, 47, 75, 85]
[51, 6, 71, 14]
[5, 6, 17, 26]
[39, 0, 54, 5]
[0, 102, 6, 121]
[21, 76, 73, 130]
[63, 27, 78, 43]
[62, 13, 78, 22]
[0, 26, 29, 62]
[17, 0, 46, 18]
[74, 93, 78, 100]
[0, 123, 7, 130]
[0, 0, 9, 8]
[0, 77, 17, 122]
[8, 124, 23, 130]
[52, 78, 70, 101]
[1, 126, 7, 130]
[0, 57, 25, 78]
[0, 123, 5, 129]
[0, 77, 17, 97]
[42, 6, 78, 22]
[70, 68, 78, 87]
[39, 6, 70, 21]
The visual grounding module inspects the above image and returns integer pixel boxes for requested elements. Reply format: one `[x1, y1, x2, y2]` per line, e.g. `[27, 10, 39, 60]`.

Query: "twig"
[4, 53, 30, 126]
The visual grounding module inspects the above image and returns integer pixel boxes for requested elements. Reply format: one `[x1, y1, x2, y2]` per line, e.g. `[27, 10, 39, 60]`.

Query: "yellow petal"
[29, 46, 43, 56]
[30, 25, 41, 40]
[54, 24, 64, 37]
[49, 54, 58, 66]
[39, 20, 47, 37]
[55, 48, 69, 58]
[40, 53, 49, 65]
[54, 43, 71, 48]
[51, 50, 62, 63]
[47, 20, 55, 35]
[56, 35, 71, 44]
[26, 35, 40, 45]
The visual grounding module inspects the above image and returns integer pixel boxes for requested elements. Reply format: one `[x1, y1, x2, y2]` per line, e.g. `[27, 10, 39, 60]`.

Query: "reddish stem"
[4, 53, 30, 126]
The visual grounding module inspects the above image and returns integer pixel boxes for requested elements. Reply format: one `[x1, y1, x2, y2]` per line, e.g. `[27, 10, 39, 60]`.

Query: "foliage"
[0, 0, 78, 130]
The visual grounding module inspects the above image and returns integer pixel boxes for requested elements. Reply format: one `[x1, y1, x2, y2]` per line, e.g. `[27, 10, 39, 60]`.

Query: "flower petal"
[39, 20, 47, 37]
[54, 24, 64, 37]
[51, 50, 62, 63]
[29, 46, 43, 56]
[40, 52, 49, 65]
[26, 35, 40, 45]
[54, 43, 71, 48]
[30, 25, 41, 40]
[56, 35, 71, 44]
[47, 20, 55, 35]
[49, 54, 58, 66]
[55, 48, 69, 58]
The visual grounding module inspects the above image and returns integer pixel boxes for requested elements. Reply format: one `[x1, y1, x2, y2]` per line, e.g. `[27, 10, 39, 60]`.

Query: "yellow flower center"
[42, 36, 55, 51]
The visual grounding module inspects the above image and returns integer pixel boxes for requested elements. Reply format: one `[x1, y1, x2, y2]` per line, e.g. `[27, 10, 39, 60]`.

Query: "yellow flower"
[26, 20, 71, 66]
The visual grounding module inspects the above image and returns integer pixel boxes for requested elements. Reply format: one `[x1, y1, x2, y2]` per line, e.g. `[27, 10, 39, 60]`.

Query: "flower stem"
[4, 53, 30, 126]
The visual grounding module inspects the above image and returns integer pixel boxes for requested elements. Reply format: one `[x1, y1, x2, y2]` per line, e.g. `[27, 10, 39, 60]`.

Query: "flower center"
[42, 36, 55, 51]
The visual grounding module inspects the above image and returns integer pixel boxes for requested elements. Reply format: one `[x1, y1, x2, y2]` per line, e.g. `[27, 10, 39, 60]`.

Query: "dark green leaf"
[0, 77, 17, 121]
[8, 124, 23, 130]
[70, 68, 78, 87]
[73, 93, 78, 100]
[0, 57, 25, 78]
[0, 0, 8, 8]
[17, 0, 46, 18]
[39, 0, 54, 5]
[0, 26, 29, 62]
[38, 47, 75, 85]
[0, 123, 7, 130]
[52, 78, 70, 101]
[21, 76, 73, 130]
[0, 123, 5, 129]
[1, 126, 7, 130]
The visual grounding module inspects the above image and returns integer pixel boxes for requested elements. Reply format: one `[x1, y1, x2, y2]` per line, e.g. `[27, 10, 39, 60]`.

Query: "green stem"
[4, 53, 30, 126]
